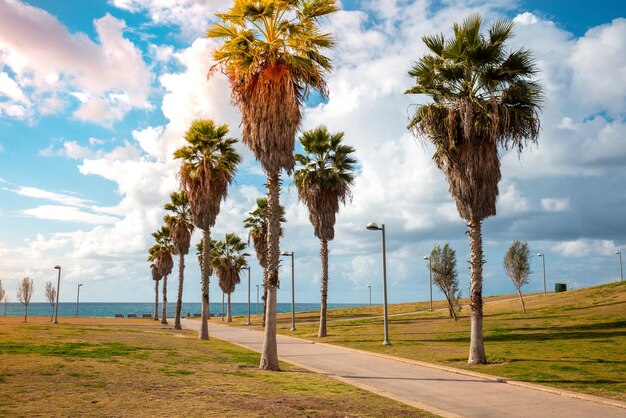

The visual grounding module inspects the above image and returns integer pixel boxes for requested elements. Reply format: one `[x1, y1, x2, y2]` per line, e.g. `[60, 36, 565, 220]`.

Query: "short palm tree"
[243, 197, 286, 327]
[406, 15, 542, 364]
[294, 126, 356, 337]
[164, 190, 195, 330]
[174, 119, 241, 340]
[209, 0, 338, 370]
[211, 233, 248, 322]
[149, 225, 174, 325]
[150, 263, 162, 321]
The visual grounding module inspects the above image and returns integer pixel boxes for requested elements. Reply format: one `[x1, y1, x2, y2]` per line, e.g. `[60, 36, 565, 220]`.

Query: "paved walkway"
[181, 319, 625, 418]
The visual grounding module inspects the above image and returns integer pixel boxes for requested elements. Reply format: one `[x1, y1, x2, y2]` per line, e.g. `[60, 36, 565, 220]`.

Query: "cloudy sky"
[0, 0, 625, 305]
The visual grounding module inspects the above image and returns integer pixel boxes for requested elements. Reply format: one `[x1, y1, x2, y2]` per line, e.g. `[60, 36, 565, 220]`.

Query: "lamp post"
[423, 256, 433, 311]
[281, 250, 296, 331]
[537, 253, 546, 294]
[53, 265, 61, 324]
[616, 251, 623, 282]
[75, 284, 82, 317]
[367, 285, 371, 306]
[366, 222, 390, 346]
[255, 284, 259, 314]
[242, 266, 251, 325]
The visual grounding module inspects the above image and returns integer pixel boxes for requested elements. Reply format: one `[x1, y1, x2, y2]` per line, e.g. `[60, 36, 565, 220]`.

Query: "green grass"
[266, 281, 626, 402]
[0, 317, 434, 417]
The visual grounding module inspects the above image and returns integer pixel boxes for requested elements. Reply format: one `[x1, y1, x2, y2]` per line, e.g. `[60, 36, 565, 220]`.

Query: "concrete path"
[181, 319, 626, 418]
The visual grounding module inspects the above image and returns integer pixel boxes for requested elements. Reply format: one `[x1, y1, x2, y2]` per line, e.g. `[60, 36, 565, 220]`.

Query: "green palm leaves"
[211, 233, 249, 295]
[164, 190, 194, 256]
[174, 119, 241, 231]
[294, 126, 356, 241]
[148, 225, 174, 278]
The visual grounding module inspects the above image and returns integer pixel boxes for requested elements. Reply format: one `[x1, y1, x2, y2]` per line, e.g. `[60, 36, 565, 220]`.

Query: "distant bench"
[127, 313, 136, 318]
[142, 314, 152, 318]
[115, 314, 124, 318]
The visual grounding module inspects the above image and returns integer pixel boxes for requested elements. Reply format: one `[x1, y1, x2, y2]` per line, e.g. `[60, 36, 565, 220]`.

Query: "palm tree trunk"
[199, 229, 211, 340]
[24, 304, 27, 323]
[174, 254, 185, 330]
[153, 280, 160, 321]
[50, 305, 54, 322]
[260, 170, 280, 370]
[318, 239, 329, 337]
[467, 219, 486, 364]
[262, 285, 267, 328]
[161, 275, 168, 325]
[517, 289, 526, 314]
[227, 293, 232, 322]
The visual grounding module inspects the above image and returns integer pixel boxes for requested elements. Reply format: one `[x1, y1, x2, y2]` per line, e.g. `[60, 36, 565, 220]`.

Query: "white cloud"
[3, 185, 95, 207]
[0, 2, 153, 123]
[541, 198, 570, 212]
[19, 205, 120, 225]
[552, 239, 618, 257]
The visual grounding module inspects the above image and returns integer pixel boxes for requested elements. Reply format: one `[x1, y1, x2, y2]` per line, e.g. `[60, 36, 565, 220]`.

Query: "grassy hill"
[241, 281, 626, 401]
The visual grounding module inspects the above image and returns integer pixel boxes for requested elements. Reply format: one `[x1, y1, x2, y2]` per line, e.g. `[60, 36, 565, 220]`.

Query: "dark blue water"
[1, 302, 364, 318]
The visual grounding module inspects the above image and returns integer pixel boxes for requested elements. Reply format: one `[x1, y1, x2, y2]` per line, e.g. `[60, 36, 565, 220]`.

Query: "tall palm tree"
[209, 0, 338, 370]
[294, 126, 356, 337]
[211, 233, 248, 322]
[406, 15, 542, 364]
[243, 197, 286, 327]
[149, 226, 175, 325]
[164, 190, 195, 330]
[150, 263, 162, 321]
[174, 119, 241, 340]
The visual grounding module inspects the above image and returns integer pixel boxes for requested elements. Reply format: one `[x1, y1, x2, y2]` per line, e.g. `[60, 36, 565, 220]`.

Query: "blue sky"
[0, 0, 625, 304]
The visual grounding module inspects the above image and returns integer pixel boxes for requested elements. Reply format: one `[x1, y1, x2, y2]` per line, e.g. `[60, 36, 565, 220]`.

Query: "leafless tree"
[45, 281, 57, 321]
[2, 295, 7, 317]
[429, 244, 462, 320]
[503, 240, 531, 314]
[0, 280, 6, 316]
[17, 277, 34, 322]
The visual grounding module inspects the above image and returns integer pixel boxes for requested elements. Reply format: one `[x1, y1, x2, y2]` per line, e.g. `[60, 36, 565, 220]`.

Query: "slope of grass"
[261, 282, 626, 401]
[0, 317, 433, 417]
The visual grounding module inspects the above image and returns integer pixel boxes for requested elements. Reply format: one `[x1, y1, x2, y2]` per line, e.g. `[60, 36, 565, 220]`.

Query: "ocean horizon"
[1, 302, 366, 318]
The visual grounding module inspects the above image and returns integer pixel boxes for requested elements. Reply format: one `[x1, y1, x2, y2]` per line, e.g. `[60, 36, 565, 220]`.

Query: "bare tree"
[45, 281, 57, 322]
[503, 240, 531, 314]
[3, 295, 7, 317]
[429, 244, 462, 320]
[17, 277, 34, 323]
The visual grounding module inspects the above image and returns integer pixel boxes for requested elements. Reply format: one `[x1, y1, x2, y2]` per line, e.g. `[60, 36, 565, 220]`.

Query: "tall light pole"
[367, 285, 371, 306]
[616, 251, 623, 282]
[423, 256, 433, 311]
[53, 265, 61, 324]
[281, 250, 296, 331]
[366, 222, 390, 346]
[242, 266, 251, 325]
[75, 283, 82, 317]
[255, 284, 259, 314]
[537, 253, 547, 294]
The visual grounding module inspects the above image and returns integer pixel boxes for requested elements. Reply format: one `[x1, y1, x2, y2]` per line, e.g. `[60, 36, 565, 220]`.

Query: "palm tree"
[149, 226, 175, 325]
[174, 119, 241, 340]
[164, 190, 195, 330]
[243, 197, 286, 327]
[294, 126, 356, 337]
[211, 233, 248, 322]
[209, 0, 338, 370]
[406, 15, 542, 364]
[150, 263, 162, 321]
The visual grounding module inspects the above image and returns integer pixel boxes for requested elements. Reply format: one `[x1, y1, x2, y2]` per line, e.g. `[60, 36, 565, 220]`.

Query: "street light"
[242, 266, 251, 325]
[281, 250, 296, 331]
[255, 284, 259, 314]
[537, 253, 547, 294]
[366, 221, 390, 346]
[53, 265, 61, 324]
[367, 285, 371, 306]
[75, 284, 82, 317]
[615, 251, 623, 282]
[423, 256, 433, 311]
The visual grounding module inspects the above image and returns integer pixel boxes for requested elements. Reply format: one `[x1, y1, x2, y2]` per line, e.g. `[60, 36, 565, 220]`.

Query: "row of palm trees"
[147, 0, 542, 369]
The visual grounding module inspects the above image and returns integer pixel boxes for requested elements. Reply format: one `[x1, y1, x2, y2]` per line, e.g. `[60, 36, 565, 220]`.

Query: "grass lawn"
[231, 282, 626, 402]
[0, 317, 433, 417]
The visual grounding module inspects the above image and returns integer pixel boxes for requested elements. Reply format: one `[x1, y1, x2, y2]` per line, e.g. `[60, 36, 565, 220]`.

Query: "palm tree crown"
[294, 126, 356, 241]
[148, 226, 174, 277]
[243, 197, 286, 269]
[174, 119, 241, 231]
[164, 190, 194, 255]
[208, 0, 338, 173]
[211, 233, 249, 295]
[406, 14, 541, 221]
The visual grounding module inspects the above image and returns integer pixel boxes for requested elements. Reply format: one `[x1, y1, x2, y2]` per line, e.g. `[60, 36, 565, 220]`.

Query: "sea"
[1, 302, 364, 318]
